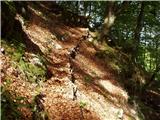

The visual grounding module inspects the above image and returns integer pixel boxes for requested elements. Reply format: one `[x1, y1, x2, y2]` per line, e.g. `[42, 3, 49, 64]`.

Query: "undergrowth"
[1, 37, 47, 119]
[1, 39, 46, 83]
[1, 87, 30, 120]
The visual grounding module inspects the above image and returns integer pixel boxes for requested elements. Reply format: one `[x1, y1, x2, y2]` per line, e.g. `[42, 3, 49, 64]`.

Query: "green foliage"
[18, 59, 46, 83]
[79, 101, 87, 108]
[1, 39, 46, 83]
[3, 76, 12, 88]
[3, 1, 16, 14]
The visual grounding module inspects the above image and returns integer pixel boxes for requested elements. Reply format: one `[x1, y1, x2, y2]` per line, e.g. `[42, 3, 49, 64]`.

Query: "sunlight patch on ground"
[76, 54, 106, 77]
[99, 80, 128, 101]
[76, 89, 126, 120]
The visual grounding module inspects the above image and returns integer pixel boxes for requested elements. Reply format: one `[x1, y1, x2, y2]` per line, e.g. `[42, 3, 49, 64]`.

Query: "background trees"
[57, 1, 160, 86]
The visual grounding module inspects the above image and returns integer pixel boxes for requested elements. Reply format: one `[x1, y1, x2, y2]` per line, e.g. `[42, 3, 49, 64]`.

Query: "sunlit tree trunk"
[100, 1, 130, 42]
[100, 1, 115, 41]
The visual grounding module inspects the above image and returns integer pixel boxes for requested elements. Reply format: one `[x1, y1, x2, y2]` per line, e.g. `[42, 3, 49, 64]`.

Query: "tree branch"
[115, 1, 131, 16]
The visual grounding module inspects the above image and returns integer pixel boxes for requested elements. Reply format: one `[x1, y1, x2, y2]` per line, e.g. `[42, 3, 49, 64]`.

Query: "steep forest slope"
[1, 2, 159, 120]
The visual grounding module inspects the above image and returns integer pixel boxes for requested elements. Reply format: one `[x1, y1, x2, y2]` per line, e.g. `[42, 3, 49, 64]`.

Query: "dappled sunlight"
[104, 15, 116, 29]
[3, 1, 159, 120]
[98, 80, 128, 101]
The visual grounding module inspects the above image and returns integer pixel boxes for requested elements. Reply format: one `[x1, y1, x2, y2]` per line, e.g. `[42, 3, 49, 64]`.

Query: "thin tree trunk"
[133, 2, 145, 61]
[76, 1, 79, 14]
[88, 2, 91, 16]
[155, 38, 158, 71]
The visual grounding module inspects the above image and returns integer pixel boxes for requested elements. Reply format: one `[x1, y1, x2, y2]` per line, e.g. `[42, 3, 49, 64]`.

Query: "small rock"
[118, 109, 123, 119]
[0, 47, 5, 54]
[30, 57, 43, 66]
[54, 44, 62, 49]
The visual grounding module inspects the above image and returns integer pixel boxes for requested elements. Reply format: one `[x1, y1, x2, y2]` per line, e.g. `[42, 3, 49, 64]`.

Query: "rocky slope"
[1, 2, 141, 120]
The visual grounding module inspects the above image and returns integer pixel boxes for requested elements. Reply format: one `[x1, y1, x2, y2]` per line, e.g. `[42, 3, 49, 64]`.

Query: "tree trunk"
[88, 2, 91, 16]
[100, 1, 115, 41]
[100, 1, 130, 42]
[133, 2, 145, 61]
[75, 1, 79, 14]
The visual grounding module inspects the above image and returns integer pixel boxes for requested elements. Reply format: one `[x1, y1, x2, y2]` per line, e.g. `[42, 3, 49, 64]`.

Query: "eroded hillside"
[1, 2, 154, 120]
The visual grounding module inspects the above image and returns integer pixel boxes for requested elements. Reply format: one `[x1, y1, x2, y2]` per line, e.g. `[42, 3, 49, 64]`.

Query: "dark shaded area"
[32, 93, 48, 120]
[30, 1, 90, 28]
[1, 2, 43, 55]
[1, 89, 31, 120]
[1, 2, 16, 39]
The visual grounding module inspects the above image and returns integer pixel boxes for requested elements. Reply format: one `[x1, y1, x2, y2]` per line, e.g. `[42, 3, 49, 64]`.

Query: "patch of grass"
[108, 62, 121, 71]
[18, 59, 46, 83]
[95, 48, 116, 60]
[79, 101, 87, 108]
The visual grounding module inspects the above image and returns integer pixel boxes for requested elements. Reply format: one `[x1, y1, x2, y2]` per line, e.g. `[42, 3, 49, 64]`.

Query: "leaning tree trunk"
[100, 1, 131, 42]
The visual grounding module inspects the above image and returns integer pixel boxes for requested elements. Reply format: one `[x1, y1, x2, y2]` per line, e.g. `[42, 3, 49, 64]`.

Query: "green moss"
[18, 59, 46, 83]
[1, 39, 46, 83]
[1, 39, 25, 62]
